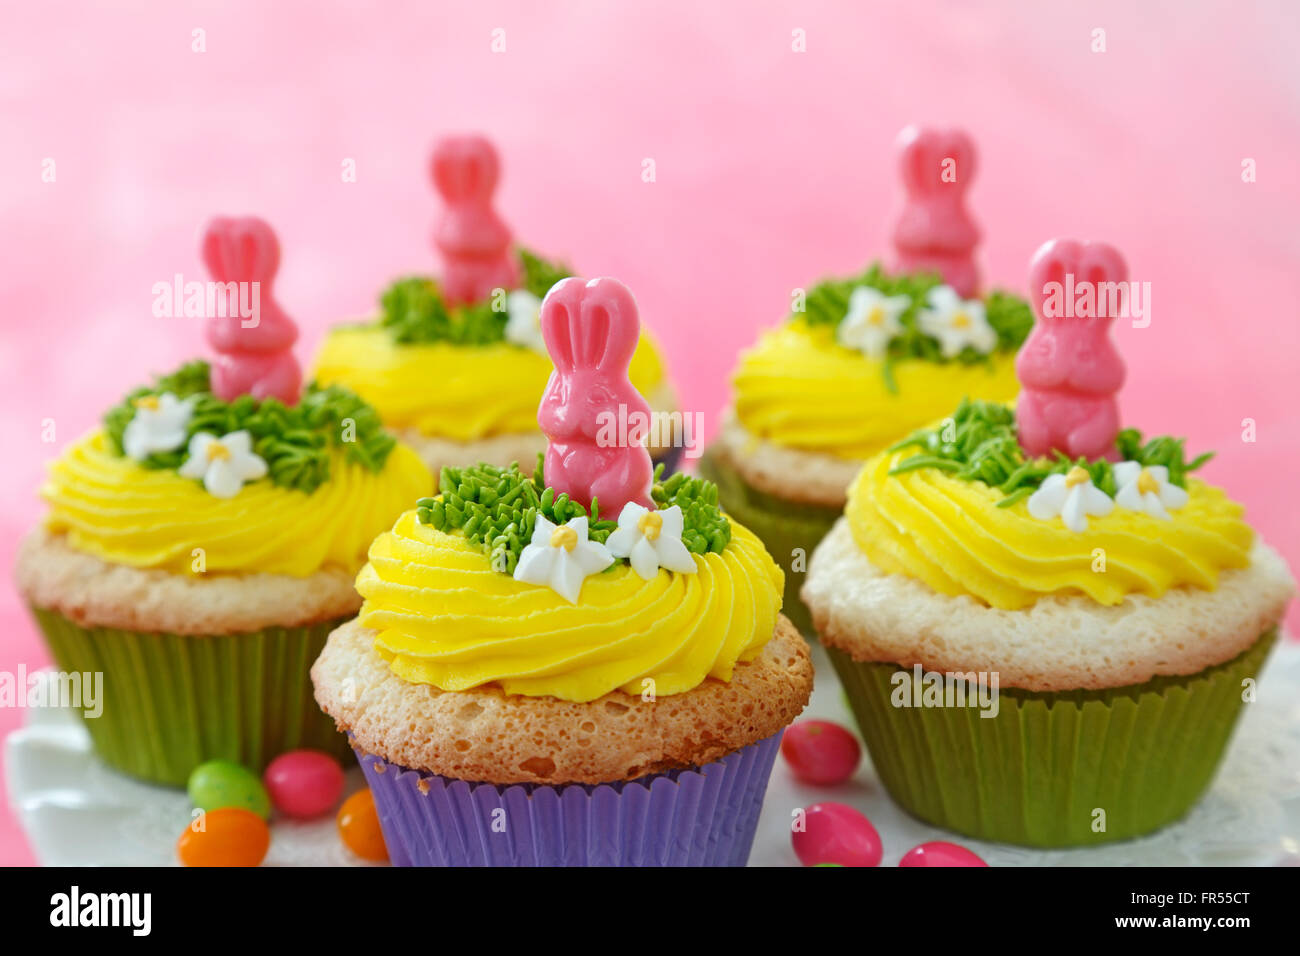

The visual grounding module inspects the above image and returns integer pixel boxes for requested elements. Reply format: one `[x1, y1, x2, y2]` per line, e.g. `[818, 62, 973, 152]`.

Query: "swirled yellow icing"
[312, 325, 669, 442]
[42, 430, 432, 577]
[733, 322, 1019, 460]
[845, 449, 1254, 609]
[355, 511, 784, 702]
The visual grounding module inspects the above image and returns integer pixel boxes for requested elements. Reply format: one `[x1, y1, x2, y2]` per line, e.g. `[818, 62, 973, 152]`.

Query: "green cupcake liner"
[32, 606, 353, 787]
[827, 628, 1278, 847]
[698, 446, 842, 636]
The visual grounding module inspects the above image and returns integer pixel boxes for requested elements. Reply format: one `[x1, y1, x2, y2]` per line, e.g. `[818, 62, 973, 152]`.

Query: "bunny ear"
[1076, 242, 1128, 327]
[539, 277, 586, 372]
[1075, 241, 1128, 288]
[430, 135, 500, 204]
[201, 216, 280, 286]
[897, 126, 977, 197]
[1028, 238, 1082, 320]
[1028, 238, 1128, 320]
[577, 277, 640, 372]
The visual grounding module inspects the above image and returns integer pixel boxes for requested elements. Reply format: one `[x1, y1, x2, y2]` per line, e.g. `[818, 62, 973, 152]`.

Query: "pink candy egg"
[263, 750, 345, 820]
[781, 720, 861, 785]
[792, 802, 882, 867]
[899, 841, 988, 867]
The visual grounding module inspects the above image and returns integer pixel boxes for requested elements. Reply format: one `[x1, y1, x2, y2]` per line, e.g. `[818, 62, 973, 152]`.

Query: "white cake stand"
[7, 641, 1300, 866]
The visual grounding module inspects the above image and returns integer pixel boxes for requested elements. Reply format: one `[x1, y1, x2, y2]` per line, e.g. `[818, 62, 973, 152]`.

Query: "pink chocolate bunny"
[537, 277, 653, 517]
[201, 216, 302, 404]
[891, 125, 982, 297]
[431, 135, 520, 307]
[1015, 239, 1128, 460]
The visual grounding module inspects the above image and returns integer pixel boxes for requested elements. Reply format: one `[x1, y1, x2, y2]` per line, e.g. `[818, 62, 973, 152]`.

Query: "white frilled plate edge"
[6, 639, 1300, 866]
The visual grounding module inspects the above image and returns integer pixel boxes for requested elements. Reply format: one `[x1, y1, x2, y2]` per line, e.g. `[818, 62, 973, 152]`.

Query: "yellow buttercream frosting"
[356, 511, 784, 702]
[733, 322, 1020, 460]
[42, 430, 432, 577]
[313, 325, 669, 442]
[846, 449, 1254, 609]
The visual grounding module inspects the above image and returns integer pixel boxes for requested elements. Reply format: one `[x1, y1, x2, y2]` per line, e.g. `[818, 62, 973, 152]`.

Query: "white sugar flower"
[1027, 466, 1114, 533]
[178, 430, 268, 499]
[122, 392, 195, 460]
[837, 286, 911, 358]
[503, 289, 546, 353]
[605, 503, 698, 580]
[513, 514, 614, 602]
[917, 285, 997, 358]
[1113, 461, 1188, 520]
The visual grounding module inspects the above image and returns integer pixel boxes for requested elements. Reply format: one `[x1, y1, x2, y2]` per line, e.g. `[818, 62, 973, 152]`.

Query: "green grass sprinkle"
[418, 457, 731, 575]
[377, 247, 572, 346]
[798, 261, 1034, 392]
[103, 360, 395, 494]
[886, 398, 1212, 505]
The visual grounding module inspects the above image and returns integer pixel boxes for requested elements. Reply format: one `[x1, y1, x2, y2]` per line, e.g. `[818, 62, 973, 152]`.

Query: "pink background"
[1, 1, 1297, 865]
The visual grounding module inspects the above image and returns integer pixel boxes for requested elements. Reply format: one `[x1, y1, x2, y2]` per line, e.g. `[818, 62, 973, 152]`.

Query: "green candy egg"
[187, 760, 271, 819]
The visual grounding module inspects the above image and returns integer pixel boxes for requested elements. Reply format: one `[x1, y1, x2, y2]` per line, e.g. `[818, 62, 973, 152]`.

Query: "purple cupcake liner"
[354, 731, 782, 866]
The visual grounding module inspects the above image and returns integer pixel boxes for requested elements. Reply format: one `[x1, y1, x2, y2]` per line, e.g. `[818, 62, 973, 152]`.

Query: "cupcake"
[312, 276, 812, 866]
[15, 217, 432, 786]
[700, 126, 1034, 635]
[802, 239, 1295, 846]
[313, 134, 683, 483]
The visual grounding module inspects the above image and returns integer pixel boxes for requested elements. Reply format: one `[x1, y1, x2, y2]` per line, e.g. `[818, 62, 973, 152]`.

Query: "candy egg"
[338, 788, 389, 862]
[781, 720, 861, 785]
[792, 802, 882, 867]
[177, 807, 270, 867]
[899, 841, 988, 867]
[187, 760, 271, 819]
[264, 750, 345, 820]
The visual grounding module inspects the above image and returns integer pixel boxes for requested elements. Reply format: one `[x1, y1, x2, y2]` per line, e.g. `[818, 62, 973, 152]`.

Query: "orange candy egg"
[177, 807, 271, 867]
[337, 789, 388, 862]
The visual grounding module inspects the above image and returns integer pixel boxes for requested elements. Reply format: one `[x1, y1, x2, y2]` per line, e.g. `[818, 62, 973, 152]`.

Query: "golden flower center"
[550, 525, 578, 552]
[637, 511, 663, 541]
[1064, 466, 1091, 488]
[952, 312, 971, 329]
[1136, 469, 1160, 495]
[867, 306, 886, 327]
[207, 442, 232, 462]
[133, 395, 160, 411]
